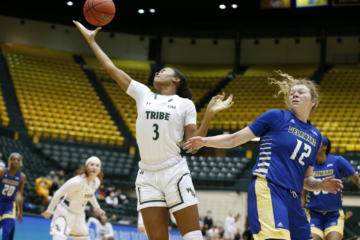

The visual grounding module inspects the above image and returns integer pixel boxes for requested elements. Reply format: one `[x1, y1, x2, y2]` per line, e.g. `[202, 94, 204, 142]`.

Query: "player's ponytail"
[173, 68, 193, 100]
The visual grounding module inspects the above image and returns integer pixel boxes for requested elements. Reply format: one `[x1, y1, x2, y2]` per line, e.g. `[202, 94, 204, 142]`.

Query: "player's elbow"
[229, 134, 237, 148]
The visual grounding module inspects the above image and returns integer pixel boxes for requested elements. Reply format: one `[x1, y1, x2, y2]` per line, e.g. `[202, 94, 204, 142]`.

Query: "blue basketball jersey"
[305, 154, 355, 211]
[249, 110, 322, 194]
[0, 168, 21, 202]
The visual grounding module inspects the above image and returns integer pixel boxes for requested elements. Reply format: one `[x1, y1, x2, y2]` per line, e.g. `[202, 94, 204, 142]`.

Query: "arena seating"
[1, 43, 123, 146]
[310, 64, 360, 153]
[165, 63, 230, 89]
[185, 155, 250, 182]
[98, 199, 138, 222]
[35, 142, 136, 178]
[0, 83, 9, 127]
[197, 64, 318, 131]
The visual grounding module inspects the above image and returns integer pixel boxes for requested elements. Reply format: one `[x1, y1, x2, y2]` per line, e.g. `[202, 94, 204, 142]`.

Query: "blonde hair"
[268, 71, 319, 116]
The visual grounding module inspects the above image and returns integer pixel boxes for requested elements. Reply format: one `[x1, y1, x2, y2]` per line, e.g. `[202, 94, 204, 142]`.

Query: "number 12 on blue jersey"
[290, 139, 312, 165]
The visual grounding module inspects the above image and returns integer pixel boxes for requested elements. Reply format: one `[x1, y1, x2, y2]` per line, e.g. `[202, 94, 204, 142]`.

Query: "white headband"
[85, 156, 101, 166]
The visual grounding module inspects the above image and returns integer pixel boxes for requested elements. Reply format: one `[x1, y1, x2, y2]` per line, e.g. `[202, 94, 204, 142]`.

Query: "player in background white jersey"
[41, 157, 105, 240]
[87, 215, 114, 240]
[73, 20, 233, 240]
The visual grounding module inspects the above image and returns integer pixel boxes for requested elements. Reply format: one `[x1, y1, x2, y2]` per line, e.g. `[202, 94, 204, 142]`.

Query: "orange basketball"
[83, 0, 116, 26]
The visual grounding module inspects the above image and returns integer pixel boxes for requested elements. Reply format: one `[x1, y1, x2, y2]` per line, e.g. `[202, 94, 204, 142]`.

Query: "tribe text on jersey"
[127, 81, 197, 165]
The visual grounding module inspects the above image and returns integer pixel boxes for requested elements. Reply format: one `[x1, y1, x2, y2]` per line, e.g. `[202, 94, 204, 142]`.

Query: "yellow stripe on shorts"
[252, 178, 290, 240]
[324, 209, 344, 237]
[2, 202, 16, 220]
[305, 209, 324, 239]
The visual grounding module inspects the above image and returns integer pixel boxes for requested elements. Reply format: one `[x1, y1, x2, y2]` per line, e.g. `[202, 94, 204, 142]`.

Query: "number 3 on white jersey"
[290, 139, 312, 165]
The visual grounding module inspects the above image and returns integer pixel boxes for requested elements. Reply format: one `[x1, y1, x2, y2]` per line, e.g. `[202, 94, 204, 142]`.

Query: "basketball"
[83, 0, 116, 26]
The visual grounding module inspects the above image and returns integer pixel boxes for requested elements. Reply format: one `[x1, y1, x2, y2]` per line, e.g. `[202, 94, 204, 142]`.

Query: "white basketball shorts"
[136, 158, 199, 213]
[50, 204, 89, 239]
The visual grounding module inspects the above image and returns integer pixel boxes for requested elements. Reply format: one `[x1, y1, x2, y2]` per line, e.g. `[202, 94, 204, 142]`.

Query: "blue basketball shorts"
[305, 209, 344, 239]
[0, 201, 15, 221]
[248, 177, 312, 240]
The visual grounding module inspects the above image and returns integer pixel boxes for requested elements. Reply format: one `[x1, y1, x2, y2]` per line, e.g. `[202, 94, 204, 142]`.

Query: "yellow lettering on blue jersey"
[313, 169, 334, 177]
[288, 126, 316, 147]
[2, 179, 19, 186]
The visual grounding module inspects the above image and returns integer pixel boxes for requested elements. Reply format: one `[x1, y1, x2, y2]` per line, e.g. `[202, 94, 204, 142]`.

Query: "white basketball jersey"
[127, 80, 197, 165]
[62, 175, 100, 213]
[46, 174, 101, 214]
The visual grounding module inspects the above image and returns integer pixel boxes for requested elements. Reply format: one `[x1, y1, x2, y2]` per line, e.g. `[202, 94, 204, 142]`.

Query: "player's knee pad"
[183, 230, 202, 240]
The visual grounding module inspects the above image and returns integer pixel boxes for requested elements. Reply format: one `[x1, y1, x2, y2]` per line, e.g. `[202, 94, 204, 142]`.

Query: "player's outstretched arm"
[184, 92, 234, 142]
[183, 126, 256, 153]
[73, 20, 132, 92]
[304, 167, 343, 193]
[42, 178, 82, 218]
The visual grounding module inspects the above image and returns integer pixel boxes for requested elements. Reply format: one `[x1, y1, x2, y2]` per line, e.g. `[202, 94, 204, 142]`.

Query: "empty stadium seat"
[3, 50, 123, 146]
[311, 64, 360, 152]
[36, 142, 136, 178]
[0, 83, 9, 127]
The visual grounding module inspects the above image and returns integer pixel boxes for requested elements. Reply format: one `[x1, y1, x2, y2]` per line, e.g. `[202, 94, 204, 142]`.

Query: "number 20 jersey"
[249, 110, 322, 194]
[0, 168, 21, 202]
[126, 80, 197, 165]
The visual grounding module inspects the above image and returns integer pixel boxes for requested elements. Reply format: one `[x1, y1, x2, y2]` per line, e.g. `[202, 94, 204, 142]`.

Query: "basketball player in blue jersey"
[184, 72, 343, 240]
[0, 153, 26, 240]
[302, 137, 360, 240]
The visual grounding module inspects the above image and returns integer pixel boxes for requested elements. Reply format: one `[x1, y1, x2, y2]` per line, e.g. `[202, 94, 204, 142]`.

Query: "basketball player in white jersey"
[87, 215, 114, 240]
[73, 20, 233, 240]
[41, 157, 105, 240]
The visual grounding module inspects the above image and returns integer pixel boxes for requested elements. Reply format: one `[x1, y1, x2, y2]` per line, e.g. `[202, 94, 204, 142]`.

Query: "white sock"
[183, 230, 202, 240]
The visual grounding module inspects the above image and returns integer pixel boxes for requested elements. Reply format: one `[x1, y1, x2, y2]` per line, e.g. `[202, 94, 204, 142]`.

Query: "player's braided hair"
[173, 68, 193, 100]
[268, 71, 319, 116]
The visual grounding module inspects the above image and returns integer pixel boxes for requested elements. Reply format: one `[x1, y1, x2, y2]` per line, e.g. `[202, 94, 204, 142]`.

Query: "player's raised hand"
[73, 20, 101, 42]
[41, 211, 52, 219]
[183, 136, 206, 153]
[206, 92, 234, 114]
[95, 208, 106, 218]
[320, 175, 343, 194]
